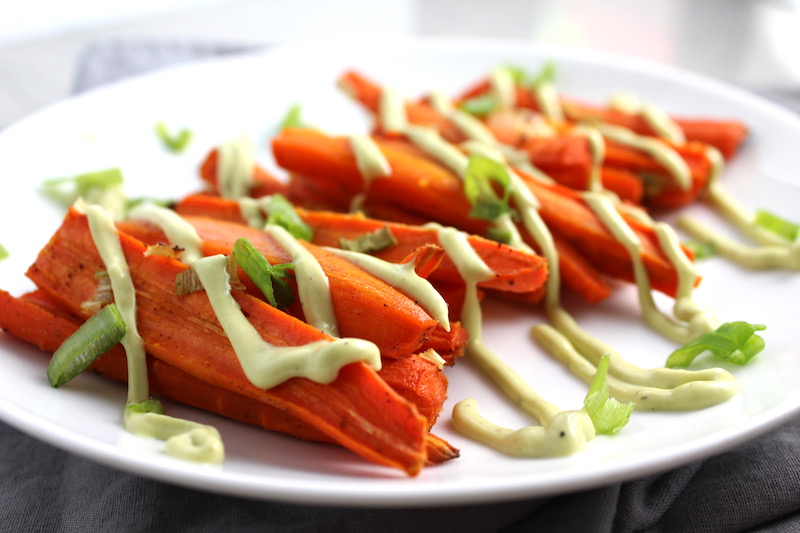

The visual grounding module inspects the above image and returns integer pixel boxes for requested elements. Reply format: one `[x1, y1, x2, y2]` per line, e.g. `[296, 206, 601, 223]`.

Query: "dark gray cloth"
[1, 39, 799, 533]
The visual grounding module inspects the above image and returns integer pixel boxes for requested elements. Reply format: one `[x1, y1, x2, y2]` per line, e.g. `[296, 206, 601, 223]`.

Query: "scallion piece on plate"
[47, 303, 126, 388]
[155, 122, 192, 153]
[666, 321, 767, 368]
[279, 104, 305, 130]
[583, 355, 633, 435]
[754, 209, 799, 241]
[40, 168, 124, 206]
[232, 237, 295, 310]
[0, 243, 8, 261]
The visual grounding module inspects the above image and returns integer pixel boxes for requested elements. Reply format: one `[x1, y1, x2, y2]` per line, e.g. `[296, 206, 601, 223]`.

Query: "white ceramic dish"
[0, 38, 798, 507]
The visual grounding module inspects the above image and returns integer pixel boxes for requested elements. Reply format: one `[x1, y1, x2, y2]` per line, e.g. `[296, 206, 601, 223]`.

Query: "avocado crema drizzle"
[358, 69, 768, 457]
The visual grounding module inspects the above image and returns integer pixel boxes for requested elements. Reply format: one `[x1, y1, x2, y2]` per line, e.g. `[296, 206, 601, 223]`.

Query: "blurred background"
[1, 0, 799, 128]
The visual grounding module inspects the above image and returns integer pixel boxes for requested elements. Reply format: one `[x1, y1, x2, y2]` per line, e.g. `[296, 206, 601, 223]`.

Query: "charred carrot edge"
[119, 214, 443, 359]
[273, 128, 687, 299]
[25, 208, 431, 475]
[560, 99, 748, 159]
[0, 289, 457, 466]
[173, 193, 548, 295]
[199, 148, 288, 198]
[457, 77, 748, 159]
[517, 171, 686, 297]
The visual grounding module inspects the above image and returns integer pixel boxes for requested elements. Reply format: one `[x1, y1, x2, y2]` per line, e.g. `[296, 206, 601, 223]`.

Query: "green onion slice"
[531, 61, 557, 87]
[458, 94, 499, 117]
[233, 237, 296, 310]
[0, 243, 8, 261]
[464, 154, 513, 222]
[279, 104, 305, 130]
[755, 209, 799, 241]
[666, 321, 767, 368]
[41, 168, 124, 206]
[155, 122, 193, 153]
[126, 398, 165, 415]
[338, 226, 397, 254]
[265, 194, 314, 241]
[47, 303, 126, 387]
[684, 240, 718, 260]
[583, 355, 634, 435]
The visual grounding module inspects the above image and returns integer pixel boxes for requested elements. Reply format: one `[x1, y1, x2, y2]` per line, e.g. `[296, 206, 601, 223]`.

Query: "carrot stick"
[273, 128, 687, 299]
[455, 77, 748, 158]
[24, 208, 431, 475]
[117, 214, 443, 359]
[0, 289, 457, 465]
[560, 99, 748, 159]
[174, 194, 547, 296]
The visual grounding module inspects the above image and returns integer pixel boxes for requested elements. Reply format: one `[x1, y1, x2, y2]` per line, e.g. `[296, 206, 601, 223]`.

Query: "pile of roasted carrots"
[0, 62, 753, 476]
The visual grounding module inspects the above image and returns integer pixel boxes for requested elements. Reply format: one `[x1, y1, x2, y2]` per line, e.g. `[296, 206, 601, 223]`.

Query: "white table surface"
[1, 0, 799, 129]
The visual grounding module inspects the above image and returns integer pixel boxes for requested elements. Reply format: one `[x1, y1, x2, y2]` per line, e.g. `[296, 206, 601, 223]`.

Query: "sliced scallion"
[47, 303, 126, 387]
[41, 168, 124, 207]
[279, 104, 304, 130]
[755, 209, 799, 242]
[265, 194, 314, 241]
[458, 94, 499, 117]
[0, 243, 8, 261]
[464, 154, 513, 222]
[666, 321, 766, 368]
[583, 355, 633, 435]
[155, 122, 193, 153]
[232, 237, 296, 310]
[338, 226, 397, 254]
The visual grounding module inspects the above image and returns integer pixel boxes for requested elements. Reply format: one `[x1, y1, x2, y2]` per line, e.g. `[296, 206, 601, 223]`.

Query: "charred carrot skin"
[118, 214, 444, 360]
[174, 193, 548, 295]
[340, 70, 645, 203]
[273, 128, 687, 300]
[1, 289, 457, 463]
[0, 289, 333, 443]
[24, 208, 431, 475]
[457, 78, 749, 159]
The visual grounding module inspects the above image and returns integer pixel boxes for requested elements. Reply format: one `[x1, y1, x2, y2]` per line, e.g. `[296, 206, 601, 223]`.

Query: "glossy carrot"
[174, 193, 548, 295]
[340, 70, 647, 203]
[458, 77, 748, 158]
[117, 214, 446, 359]
[0, 289, 457, 465]
[273, 128, 687, 299]
[24, 208, 432, 475]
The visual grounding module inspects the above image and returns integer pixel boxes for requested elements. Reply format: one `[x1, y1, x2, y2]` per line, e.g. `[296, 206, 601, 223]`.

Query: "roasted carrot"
[174, 193, 548, 295]
[457, 77, 748, 158]
[117, 214, 449, 359]
[273, 128, 687, 299]
[24, 208, 432, 474]
[377, 352, 448, 428]
[0, 289, 457, 465]
[560, 99, 748, 159]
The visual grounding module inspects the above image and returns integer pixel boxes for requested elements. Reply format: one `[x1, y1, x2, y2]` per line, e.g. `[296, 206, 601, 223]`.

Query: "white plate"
[1, 37, 799, 507]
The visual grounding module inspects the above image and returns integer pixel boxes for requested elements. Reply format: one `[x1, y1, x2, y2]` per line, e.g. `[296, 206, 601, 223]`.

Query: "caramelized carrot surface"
[23, 208, 434, 475]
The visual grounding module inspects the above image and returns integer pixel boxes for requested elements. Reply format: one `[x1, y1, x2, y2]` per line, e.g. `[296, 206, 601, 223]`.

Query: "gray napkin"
[1, 39, 799, 533]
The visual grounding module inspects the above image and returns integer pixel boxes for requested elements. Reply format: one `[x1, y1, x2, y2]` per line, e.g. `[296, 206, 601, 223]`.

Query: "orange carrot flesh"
[117, 214, 442, 359]
[0, 289, 335, 443]
[455, 78, 748, 159]
[2, 289, 457, 466]
[24, 208, 431, 475]
[560, 99, 748, 159]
